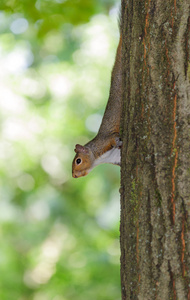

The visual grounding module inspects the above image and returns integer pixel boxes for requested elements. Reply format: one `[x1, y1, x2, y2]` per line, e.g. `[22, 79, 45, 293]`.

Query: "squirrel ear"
[74, 144, 89, 154]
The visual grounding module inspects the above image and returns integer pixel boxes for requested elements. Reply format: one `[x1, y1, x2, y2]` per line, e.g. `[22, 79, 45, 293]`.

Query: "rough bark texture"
[120, 1, 190, 299]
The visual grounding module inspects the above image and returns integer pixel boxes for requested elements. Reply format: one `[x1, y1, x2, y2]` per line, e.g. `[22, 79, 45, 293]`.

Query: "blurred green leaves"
[0, 0, 116, 35]
[0, 0, 121, 299]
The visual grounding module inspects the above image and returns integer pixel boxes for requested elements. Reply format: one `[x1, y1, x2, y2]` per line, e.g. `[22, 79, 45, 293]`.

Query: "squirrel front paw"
[102, 135, 122, 153]
[114, 136, 122, 149]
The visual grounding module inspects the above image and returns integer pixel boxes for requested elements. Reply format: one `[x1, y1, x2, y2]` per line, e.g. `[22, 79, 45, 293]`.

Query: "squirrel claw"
[115, 137, 122, 149]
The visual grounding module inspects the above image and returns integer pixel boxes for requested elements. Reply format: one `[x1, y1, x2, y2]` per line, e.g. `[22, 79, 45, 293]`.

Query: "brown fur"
[72, 36, 122, 178]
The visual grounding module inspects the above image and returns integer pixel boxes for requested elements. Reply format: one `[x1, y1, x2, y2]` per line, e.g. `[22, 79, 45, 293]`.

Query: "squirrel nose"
[72, 173, 78, 178]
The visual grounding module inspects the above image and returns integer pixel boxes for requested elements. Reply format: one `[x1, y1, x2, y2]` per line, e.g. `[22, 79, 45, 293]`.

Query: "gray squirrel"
[72, 36, 122, 178]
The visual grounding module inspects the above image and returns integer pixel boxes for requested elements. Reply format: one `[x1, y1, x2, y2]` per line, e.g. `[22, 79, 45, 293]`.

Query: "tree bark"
[120, 1, 190, 299]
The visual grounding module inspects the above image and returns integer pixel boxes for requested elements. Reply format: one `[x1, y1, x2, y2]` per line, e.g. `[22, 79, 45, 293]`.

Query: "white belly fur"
[93, 147, 121, 167]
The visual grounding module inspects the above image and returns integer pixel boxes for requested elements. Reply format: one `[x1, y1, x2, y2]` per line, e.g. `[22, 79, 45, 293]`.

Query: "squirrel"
[72, 35, 122, 178]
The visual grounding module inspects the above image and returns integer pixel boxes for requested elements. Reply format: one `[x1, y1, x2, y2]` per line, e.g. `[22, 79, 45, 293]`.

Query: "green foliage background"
[0, 0, 121, 299]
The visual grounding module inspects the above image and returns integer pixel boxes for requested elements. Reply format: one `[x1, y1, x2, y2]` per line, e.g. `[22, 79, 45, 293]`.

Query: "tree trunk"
[120, 1, 190, 299]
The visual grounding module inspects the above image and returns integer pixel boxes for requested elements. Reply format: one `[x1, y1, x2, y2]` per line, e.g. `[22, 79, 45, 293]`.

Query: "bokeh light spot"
[17, 173, 35, 191]
[85, 113, 102, 133]
[10, 18, 29, 34]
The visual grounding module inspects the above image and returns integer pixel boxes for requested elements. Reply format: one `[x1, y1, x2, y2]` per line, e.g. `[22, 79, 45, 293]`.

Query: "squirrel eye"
[76, 158, 82, 165]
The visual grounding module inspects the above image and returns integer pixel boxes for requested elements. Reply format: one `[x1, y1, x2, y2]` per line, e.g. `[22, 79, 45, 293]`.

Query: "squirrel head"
[72, 144, 95, 178]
